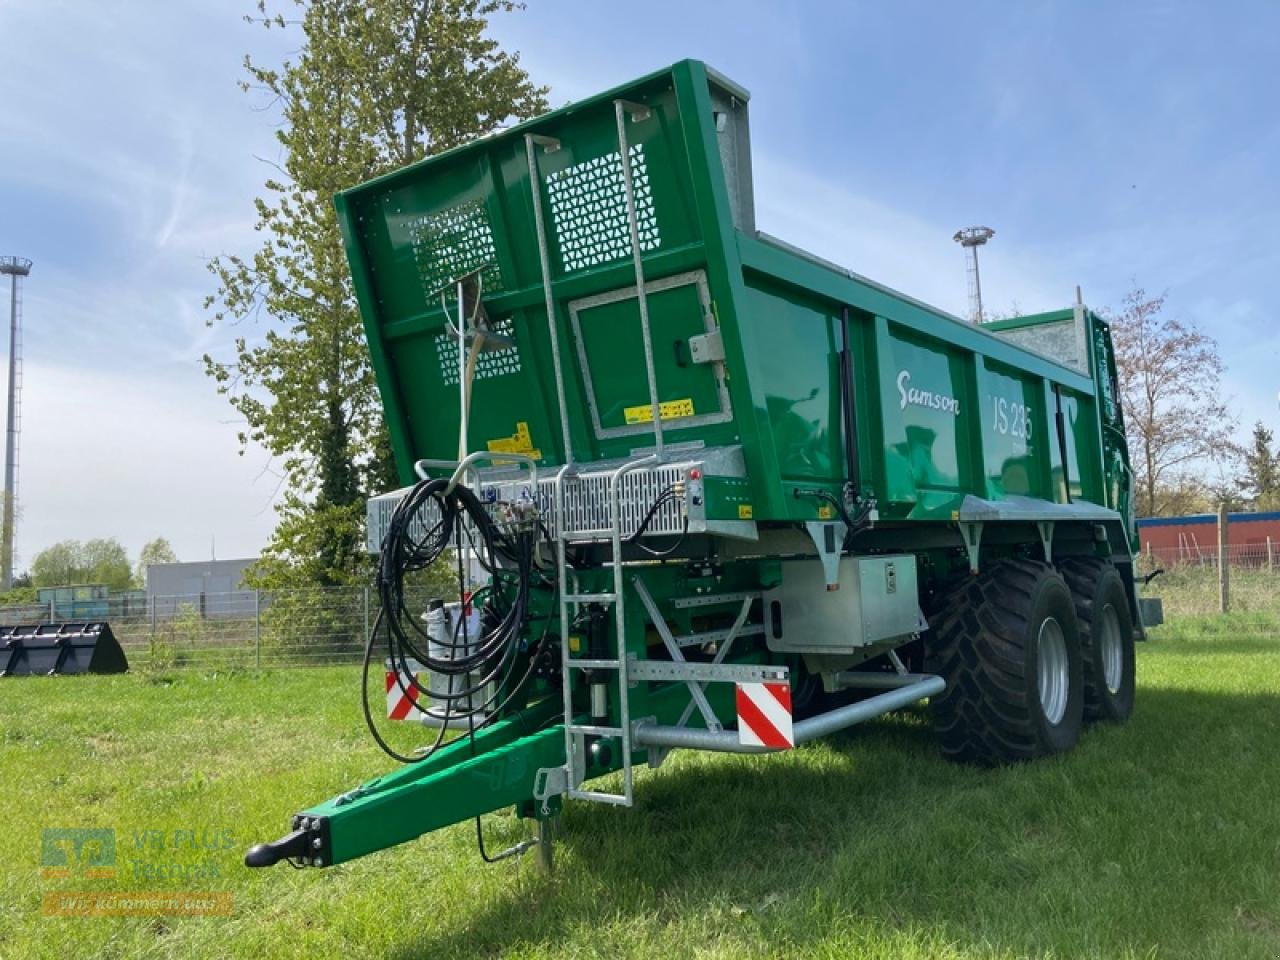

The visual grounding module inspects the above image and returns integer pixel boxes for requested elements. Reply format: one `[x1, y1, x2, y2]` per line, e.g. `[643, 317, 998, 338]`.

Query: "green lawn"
[2, 617, 1279, 960]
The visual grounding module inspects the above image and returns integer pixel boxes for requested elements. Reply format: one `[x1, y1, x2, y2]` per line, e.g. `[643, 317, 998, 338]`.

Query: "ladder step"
[568, 788, 633, 807]
[568, 658, 622, 669]
[567, 723, 624, 737]
[564, 592, 617, 603]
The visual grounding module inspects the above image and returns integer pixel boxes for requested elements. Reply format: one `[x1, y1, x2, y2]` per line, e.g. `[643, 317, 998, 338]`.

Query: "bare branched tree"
[1109, 287, 1238, 517]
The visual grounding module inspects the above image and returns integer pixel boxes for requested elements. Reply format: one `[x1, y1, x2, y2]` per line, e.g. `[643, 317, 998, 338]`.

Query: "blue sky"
[1, 0, 1277, 565]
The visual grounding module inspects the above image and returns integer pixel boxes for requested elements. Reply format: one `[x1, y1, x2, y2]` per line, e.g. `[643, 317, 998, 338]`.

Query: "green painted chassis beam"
[301, 696, 561, 865]
[300, 679, 735, 866]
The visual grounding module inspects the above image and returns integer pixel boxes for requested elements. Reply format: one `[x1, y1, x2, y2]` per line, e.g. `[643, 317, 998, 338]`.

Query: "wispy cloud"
[153, 122, 195, 251]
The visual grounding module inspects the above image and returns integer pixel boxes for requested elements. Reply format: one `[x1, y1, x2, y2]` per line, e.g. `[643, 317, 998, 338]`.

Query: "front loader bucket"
[0, 622, 129, 676]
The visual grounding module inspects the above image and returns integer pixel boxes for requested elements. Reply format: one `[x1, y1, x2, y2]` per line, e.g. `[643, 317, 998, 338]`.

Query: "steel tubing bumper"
[831, 671, 941, 690]
[632, 675, 946, 754]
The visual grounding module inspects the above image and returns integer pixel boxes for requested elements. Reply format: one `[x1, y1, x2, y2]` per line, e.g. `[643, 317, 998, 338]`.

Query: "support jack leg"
[537, 815, 557, 873]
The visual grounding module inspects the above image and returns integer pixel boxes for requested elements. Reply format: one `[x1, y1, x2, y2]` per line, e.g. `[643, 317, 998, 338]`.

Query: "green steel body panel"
[293, 61, 1143, 872]
[336, 59, 1133, 534]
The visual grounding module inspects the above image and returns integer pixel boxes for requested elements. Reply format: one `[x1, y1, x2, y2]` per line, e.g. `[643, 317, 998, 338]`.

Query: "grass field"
[3, 614, 1279, 960]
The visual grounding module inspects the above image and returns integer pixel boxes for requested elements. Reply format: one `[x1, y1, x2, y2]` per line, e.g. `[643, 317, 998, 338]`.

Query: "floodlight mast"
[953, 226, 995, 324]
[0, 256, 31, 591]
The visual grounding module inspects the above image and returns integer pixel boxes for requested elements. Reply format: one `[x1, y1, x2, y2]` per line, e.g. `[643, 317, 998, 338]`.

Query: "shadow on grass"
[385, 683, 1280, 959]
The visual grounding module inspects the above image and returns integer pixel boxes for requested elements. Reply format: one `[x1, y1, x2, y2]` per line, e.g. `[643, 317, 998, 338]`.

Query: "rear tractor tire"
[926, 559, 1084, 765]
[1058, 557, 1136, 724]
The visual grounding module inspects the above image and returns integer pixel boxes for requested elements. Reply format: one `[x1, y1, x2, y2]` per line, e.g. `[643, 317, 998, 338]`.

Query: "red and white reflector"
[386, 668, 424, 721]
[736, 681, 794, 749]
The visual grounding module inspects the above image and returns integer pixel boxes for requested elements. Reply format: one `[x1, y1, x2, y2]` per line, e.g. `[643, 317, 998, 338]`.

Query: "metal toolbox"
[764, 555, 925, 653]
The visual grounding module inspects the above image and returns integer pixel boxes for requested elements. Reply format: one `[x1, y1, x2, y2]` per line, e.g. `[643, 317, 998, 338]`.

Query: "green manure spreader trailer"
[247, 60, 1161, 872]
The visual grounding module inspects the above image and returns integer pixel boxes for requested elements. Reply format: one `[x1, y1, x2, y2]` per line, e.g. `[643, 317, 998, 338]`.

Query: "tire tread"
[926, 558, 1078, 764]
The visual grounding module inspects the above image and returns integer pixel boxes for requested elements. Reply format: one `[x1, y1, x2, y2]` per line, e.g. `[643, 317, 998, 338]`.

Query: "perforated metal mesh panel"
[407, 199, 503, 297]
[366, 460, 691, 553]
[557, 464, 687, 539]
[546, 145, 661, 273]
[433, 319, 523, 387]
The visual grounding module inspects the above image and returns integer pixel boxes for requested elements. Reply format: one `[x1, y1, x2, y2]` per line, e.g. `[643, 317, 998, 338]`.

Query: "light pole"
[953, 227, 995, 324]
[0, 255, 31, 590]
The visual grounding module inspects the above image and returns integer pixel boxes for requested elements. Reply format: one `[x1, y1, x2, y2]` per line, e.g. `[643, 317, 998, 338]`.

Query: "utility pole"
[0, 256, 31, 591]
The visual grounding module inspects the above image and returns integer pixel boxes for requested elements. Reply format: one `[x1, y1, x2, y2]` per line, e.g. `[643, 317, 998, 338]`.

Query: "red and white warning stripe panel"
[385, 660, 427, 721]
[736, 681, 794, 749]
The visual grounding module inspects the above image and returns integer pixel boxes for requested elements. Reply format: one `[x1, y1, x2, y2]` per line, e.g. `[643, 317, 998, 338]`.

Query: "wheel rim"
[1037, 617, 1069, 726]
[1100, 603, 1124, 695]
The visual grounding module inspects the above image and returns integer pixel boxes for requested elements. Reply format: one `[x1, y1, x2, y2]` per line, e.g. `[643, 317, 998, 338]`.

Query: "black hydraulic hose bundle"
[627, 483, 689, 557]
[360, 475, 550, 765]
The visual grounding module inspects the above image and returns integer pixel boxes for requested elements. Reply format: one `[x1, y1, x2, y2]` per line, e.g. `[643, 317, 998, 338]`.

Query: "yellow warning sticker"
[486, 421, 542, 461]
[738, 504, 754, 520]
[624, 397, 696, 425]
[818, 504, 835, 520]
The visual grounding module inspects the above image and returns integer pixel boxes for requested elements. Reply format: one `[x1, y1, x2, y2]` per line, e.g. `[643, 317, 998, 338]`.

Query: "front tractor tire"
[927, 559, 1084, 765]
[1058, 558, 1136, 724]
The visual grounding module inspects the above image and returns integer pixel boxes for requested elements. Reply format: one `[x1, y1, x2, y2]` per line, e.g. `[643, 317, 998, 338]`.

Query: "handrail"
[414, 451, 538, 495]
[525, 133, 574, 467]
[614, 99, 664, 457]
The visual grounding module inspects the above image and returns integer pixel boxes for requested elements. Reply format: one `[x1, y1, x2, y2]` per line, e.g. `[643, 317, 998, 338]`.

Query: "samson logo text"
[897, 370, 960, 416]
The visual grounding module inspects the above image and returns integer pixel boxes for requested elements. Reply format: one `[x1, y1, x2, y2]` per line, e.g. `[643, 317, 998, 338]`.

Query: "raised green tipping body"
[336, 59, 1131, 528]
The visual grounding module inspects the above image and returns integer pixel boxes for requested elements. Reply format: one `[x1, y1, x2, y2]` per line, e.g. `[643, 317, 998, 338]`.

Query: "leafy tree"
[205, 0, 547, 588]
[136, 537, 179, 587]
[1109, 287, 1238, 517]
[29, 538, 134, 590]
[83, 538, 134, 591]
[243, 496, 459, 601]
[30, 540, 83, 588]
[0, 584, 37, 604]
[243, 498, 367, 588]
[1239, 421, 1280, 511]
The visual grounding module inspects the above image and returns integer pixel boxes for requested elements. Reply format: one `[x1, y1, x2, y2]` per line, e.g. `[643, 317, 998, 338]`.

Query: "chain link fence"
[1138, 547, 1280, 629]
[0, 587, 401, 671]
[1141, 542, 1280, 571]
[0, 559, 1270, 671]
